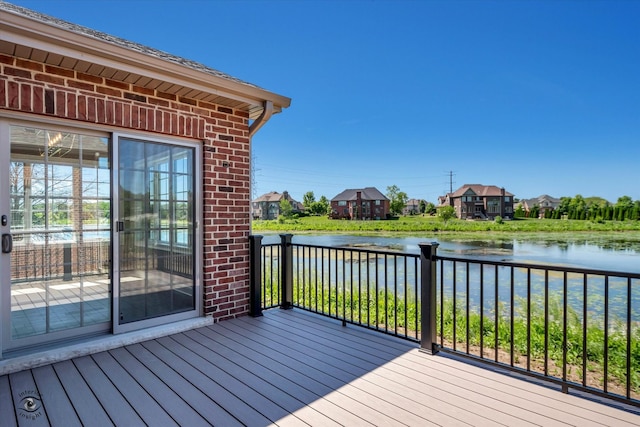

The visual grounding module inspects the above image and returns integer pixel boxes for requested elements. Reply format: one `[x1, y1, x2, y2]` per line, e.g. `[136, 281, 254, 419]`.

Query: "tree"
[315, 195, 330, 216]
[514, 205, 525, 218]
[425, 202, 436, 215]
[279, 198, 293, 219]
[569, 195, 586, 220]
[303, 191, 316, 209]
[437, 205, 456, 224]
[615, 195, 634, 220]
[419, 200, 426, 214]
[386, 185, 408, 216]
[530, 205, 540, 219]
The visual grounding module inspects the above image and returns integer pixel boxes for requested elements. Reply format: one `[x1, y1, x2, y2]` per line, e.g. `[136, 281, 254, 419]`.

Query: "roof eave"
[0, 8, 291, 119]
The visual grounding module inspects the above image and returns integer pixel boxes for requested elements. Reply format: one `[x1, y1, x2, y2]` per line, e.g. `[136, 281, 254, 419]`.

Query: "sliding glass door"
[1, 124, 111, 351]
[1, 124, 201, 354]
[113, 136, 200, 333]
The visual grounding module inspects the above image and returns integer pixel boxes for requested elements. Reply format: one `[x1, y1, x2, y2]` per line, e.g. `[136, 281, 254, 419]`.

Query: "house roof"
[0, 2, 291, 121]
[521, 195, 560, 208]
[450, 184, 514, 198]
[253, 191, 287, 203]
[253, 191, 301, 204]
[331, 187, 388, 202]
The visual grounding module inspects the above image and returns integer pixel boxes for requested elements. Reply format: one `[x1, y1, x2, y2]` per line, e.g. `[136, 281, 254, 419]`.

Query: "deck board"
[71, 356, 145, 427]
[0, 375, 18, 427]
[90, 351, 179, 426]
[143, 337, 271, 426]
[31, 365, 81, 427]
[0, 308, 638, 426]
[50, 360, 113, 426]
[108, 346, 210, 425]
[185, 327, 364, 426]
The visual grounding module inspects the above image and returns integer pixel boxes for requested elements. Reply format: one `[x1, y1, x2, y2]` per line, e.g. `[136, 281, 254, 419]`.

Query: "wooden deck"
[1, 309, 638, 426]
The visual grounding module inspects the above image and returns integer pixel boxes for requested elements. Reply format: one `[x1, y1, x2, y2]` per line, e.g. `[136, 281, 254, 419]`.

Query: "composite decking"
[1, 309, 638, 426]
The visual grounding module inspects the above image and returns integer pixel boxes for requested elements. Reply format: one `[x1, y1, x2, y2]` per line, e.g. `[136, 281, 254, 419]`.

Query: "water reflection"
[259, 233, 640, 274]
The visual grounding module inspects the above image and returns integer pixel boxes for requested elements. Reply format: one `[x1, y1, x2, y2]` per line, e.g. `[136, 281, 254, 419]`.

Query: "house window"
[375, 200, 381, 205]
[488, 200, 500, 213]
[505, 196, 511, 202]
[338, 201, 347, 206]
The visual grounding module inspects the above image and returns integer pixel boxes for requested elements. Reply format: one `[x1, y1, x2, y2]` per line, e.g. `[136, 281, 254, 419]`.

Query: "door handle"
[1, 234, 12, 254]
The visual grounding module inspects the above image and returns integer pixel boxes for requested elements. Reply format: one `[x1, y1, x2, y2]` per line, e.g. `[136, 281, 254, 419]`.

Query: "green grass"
[253, 215, 640, 234]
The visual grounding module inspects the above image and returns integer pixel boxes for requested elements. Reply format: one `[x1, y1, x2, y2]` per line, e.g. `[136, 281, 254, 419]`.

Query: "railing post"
[280, 234, 293, 309]
[249, 235, 263, 317]
[419, 242, 439, 354]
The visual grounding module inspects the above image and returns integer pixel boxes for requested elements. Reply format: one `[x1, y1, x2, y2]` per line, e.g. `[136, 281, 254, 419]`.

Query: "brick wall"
[1, 54, 252, 321]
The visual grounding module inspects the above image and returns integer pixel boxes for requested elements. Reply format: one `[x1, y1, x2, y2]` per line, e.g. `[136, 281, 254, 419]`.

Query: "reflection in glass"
[9, 126, 111, 341]
[118, 139, 195, 324]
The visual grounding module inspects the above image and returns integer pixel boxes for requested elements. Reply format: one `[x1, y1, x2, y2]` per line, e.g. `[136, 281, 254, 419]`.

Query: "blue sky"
[10, 0, 640, 204]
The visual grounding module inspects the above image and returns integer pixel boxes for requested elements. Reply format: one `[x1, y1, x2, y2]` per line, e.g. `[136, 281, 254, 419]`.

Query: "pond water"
[259, 233, 640, 274]
[258, 233, 640, 323]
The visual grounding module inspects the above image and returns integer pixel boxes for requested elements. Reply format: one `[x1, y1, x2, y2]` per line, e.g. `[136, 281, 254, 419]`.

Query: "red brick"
[106, 100, 114, 124]
[4, 67, 31, 79]
[77, 95, 86, 120]
[198, 101, 217, 110]
[123, 103, 131, 126]
[96, 98, 105, 122]
[148, 97, 170, 107]
[20, 83, 31, 111]
[87, 97, 96, 121]
[97, 86, 121, 97]
[105, 78, 128, 90]
[178, 96, 196, 105]
[131, 105, 139, 127]
[55, 91, 65, 116]
[16, 58, 43, 72]
[0, 54, 13, 65]
[34, 73, 65, 85]
[68, 80, 94, 91]
[115, 102, 123, 126]
[77, 72, 102, 83]
[157, 91, 176, 100]
[146, 108, 154, 131]
[132, 85, 154, 96]
[66, 92, 77, 118]
[45, 65, 74, 78]
[0, 80, 7, 107]
[139, 107, 147, 129]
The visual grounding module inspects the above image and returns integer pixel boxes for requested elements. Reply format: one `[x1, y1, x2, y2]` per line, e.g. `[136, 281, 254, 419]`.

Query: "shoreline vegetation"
[252, 216, 640, 244]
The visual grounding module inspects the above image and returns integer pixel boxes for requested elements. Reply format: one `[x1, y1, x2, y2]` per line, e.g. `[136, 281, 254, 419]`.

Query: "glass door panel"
[116, 138, 196, 326]
[4, 125, 111, 350]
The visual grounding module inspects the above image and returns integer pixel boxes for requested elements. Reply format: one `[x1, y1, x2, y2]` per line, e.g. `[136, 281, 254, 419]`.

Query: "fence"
[250, 234, 640, 407]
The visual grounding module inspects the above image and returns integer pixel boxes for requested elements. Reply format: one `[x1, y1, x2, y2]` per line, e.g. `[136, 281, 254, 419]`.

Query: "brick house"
[439, 184, 514, 220]
[0, 3, 290, 360]
[251, 191, 303, 220]
[330, 187, 389, 220]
